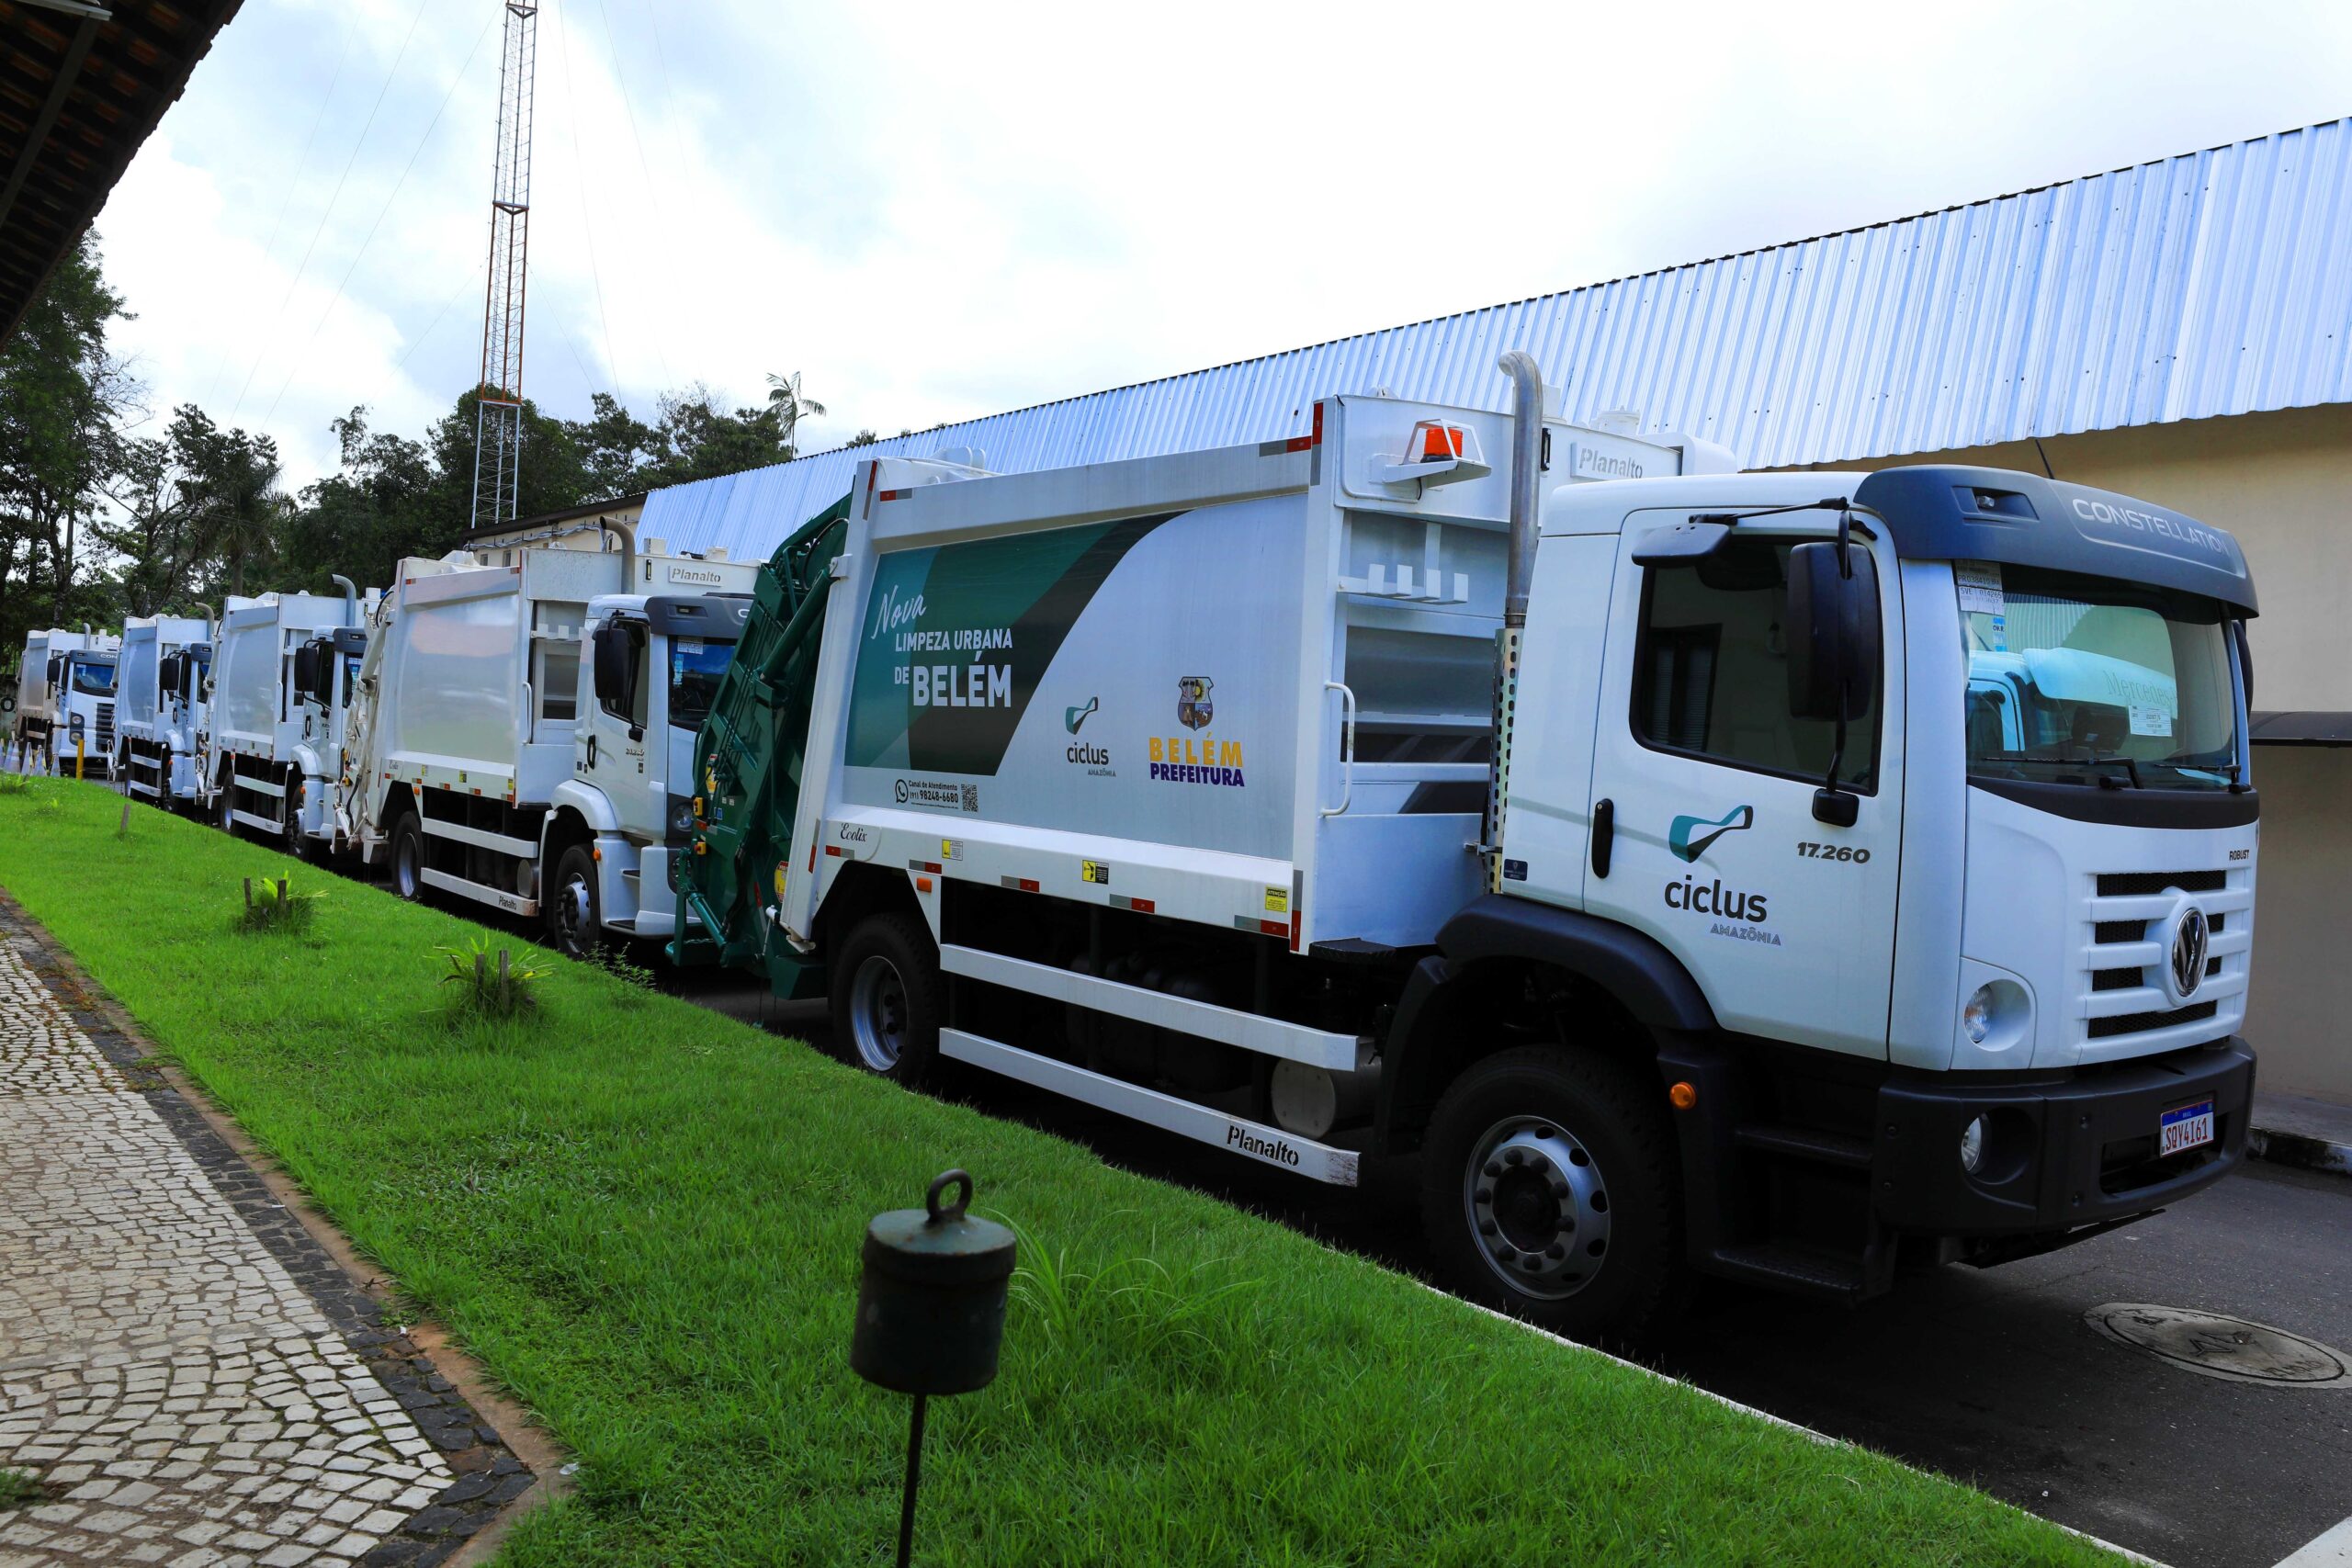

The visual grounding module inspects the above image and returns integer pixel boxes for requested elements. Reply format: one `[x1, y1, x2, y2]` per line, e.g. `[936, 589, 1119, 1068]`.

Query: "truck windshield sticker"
[1955, 560, 2006, 616]
[846, 514, 1173, 775]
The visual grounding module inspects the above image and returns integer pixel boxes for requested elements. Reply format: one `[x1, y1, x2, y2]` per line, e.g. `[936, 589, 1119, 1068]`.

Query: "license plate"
[2159, 1098, 2215, 1156]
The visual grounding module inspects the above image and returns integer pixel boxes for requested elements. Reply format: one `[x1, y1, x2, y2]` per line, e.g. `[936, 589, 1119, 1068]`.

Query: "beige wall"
[1785, 404, 2352, 1105]
[2229, 747, 2351, 1101]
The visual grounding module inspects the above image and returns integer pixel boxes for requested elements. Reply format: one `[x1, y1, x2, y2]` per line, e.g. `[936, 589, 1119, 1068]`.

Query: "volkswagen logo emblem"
[2172, 907, 2211, 999]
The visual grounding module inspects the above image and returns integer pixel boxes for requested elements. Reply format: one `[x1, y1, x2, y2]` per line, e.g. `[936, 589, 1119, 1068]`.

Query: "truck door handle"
[1590, 797, 1614, 878]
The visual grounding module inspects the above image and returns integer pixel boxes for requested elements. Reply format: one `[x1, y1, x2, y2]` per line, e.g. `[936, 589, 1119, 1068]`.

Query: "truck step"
[1710, 1244, 1869, 1301]
[1734, 1123, 1874, 1170]
[938, 1027, 1361, 1187]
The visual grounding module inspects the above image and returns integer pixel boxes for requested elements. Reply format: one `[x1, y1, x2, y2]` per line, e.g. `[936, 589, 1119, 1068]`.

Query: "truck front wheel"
[390, 815, 427, 901]
[1420, 1044, 1683, 1345]
[830, 912, 941, 1085]
[548, 844, 603, 959]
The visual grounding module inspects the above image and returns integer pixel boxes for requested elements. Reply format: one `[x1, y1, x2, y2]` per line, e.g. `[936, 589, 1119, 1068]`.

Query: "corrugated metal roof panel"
[644, 118, 2352, 559]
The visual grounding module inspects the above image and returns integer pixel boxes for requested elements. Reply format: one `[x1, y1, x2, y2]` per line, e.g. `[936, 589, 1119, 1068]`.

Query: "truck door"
[580, 616, 650, 798]
[1580, 513, 1905, 1058]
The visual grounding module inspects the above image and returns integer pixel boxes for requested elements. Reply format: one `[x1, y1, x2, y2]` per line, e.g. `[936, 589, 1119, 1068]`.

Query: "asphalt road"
[682, 973, 2352, 1568]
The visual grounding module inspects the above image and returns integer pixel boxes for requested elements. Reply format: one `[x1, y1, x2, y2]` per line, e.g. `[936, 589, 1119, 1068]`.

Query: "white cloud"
[93, 0, 2352, 489]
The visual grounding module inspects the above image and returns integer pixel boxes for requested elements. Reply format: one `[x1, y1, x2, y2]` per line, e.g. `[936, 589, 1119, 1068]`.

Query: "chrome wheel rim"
[394, 834, 421, 898]
[1463, 1115, 1612, 1301]
[553, 873, 594, 954]
[846, 953, 909, 1072]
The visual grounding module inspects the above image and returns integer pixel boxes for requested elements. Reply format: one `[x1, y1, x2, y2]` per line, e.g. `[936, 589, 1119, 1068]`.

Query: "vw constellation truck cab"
[117, 615, 213, 808]
[340, 531, 759, 953]
[683, 365, 2258, 1338]
[14, 627, 121, 776]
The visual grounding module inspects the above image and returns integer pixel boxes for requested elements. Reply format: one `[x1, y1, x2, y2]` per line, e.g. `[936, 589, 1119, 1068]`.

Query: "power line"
[202, 12, 358, 409]
[548, 0, 619, 399]
[260, 8, 501, 430]
[229, 0, 433, 423]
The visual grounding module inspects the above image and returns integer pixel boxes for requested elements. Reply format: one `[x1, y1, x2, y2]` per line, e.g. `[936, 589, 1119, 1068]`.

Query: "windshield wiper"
[1977, 748, 2142, 787]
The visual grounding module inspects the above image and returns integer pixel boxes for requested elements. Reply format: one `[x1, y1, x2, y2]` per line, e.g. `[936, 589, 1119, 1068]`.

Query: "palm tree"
[763, 370, 826, 455]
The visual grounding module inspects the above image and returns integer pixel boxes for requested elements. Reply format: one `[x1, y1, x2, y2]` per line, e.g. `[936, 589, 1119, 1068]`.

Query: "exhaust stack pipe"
[1498, 351, 1544, 629]
[604, 516, 638, 588]
[331, 574, 357, 624]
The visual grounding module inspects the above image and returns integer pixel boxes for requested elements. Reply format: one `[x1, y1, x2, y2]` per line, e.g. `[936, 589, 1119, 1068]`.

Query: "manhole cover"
[2085, 1303, 2352, 1387]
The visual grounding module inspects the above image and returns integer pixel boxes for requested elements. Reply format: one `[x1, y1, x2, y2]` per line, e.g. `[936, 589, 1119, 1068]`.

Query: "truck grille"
[2079, 865, 2249, 1057]
[94, 699, 115, 753]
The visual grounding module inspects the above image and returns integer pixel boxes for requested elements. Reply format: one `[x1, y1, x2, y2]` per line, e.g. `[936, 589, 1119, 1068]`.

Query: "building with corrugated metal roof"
[534, 117, 2352, 1103]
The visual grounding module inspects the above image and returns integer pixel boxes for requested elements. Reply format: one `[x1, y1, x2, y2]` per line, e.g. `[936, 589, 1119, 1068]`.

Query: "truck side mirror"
[1785, 541, 1880, 722]
[1785, 539, 1881, 827]
[292, 644, 322, 704]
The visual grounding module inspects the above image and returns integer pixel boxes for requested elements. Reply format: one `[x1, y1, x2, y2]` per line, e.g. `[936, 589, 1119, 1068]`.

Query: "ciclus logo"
[1668, 804, 1753, 863]
[1065, 695, 1099, 734]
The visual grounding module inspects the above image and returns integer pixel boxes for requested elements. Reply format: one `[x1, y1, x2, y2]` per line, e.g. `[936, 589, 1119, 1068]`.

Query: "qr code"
[960, 784, 979, 813]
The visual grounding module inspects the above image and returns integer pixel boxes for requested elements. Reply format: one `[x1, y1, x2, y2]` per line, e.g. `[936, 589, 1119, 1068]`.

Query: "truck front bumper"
[1872, 1037, 2254, 1237]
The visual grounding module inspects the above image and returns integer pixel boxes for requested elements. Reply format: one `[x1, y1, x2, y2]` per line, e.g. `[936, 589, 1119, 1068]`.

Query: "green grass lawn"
[0, 780, 2112, 1565]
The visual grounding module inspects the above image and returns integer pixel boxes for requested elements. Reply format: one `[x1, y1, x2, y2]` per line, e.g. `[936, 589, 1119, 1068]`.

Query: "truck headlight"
[1960, 1115, 1987, 1175]
[1959, 976, 2030, 1054]
[667, 795, 695, 840]
[1962, 986, 1994, 1044]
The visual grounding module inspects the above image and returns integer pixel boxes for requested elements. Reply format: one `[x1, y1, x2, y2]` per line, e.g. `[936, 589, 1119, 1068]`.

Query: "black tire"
[546, 843, 603, 959]
[215, 772, 239, 835]
[828, 911, 942, 1085]
[283, 775, 309, 858]
[389, 813, 427, 902]
[1420, 1044, 1684, 1346]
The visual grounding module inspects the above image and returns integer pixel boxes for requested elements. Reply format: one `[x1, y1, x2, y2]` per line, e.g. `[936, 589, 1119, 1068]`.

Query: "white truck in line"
[684, 362, 2260, 1337]
[117, 615, 214, 809]
[339, 529, 761, 954]
[11, 626, 121, 776]
[205, 580, 371, 855]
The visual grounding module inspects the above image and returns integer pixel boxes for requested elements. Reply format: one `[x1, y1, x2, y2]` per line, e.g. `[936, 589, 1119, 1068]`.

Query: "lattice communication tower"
[471, 2, 537, 533]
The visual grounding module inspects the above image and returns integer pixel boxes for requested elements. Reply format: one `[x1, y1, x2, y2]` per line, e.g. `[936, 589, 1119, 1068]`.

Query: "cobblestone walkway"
[0, 920, 529, 1567]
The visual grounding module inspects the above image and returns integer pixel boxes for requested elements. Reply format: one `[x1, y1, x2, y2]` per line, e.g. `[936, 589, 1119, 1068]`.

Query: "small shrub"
[590, 944, 658, 1006]
[233, 876, 320, 936]
[438, 931, 554, 1022]
[0, 772, 31, 797]
[0, 1468, 42, 1511]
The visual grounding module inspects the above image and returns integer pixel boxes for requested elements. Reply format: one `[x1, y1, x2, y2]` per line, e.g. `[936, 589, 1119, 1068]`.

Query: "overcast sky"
[92, 0, 2352, 488]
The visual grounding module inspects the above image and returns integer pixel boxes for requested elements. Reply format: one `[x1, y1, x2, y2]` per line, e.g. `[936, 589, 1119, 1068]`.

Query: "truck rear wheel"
[830, 912, 941, 1085]
[390, 814, 427, 902]
[547, 844, 603, 959]
[1420, 1044, 1683, 1345]
[215, 773, 238, 835]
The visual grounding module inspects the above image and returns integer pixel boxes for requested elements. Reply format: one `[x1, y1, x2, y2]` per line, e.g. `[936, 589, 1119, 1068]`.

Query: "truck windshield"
[1960, 561, 2238, 791]
[668, 637, 736, 731]
[71, 660, 116, 696]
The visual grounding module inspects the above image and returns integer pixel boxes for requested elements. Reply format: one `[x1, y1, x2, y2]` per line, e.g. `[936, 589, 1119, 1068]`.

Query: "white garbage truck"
[205, 580, 369, 854]
[12, 626, 121, 776]
[117, 614, 213, 808]
[339, 530, 760, 954]
[682, 363, 2260, 1337]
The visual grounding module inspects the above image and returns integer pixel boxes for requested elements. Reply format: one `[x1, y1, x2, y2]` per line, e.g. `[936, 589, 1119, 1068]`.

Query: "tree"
[762, 369, 825, 457]
[281, 408, 440, 590]
[0, 234, 131, 653]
